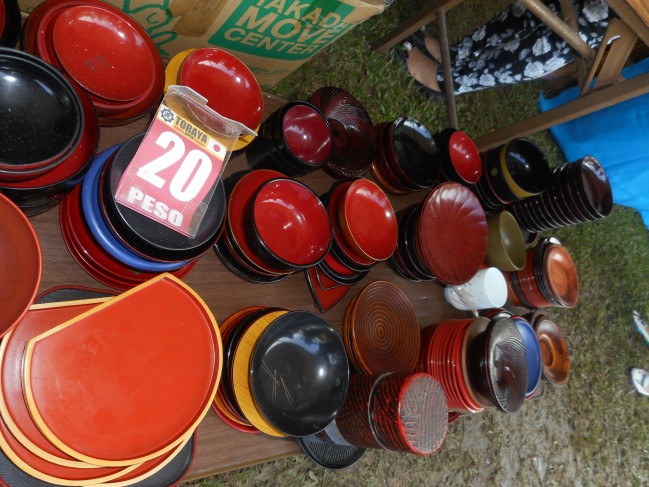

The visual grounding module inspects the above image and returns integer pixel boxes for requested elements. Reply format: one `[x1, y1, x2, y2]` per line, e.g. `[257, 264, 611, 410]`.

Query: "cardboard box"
[19, 0, 385, 89]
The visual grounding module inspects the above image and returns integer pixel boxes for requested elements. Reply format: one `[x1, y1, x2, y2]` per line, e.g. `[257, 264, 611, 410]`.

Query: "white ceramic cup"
[444, 267, 507, 311]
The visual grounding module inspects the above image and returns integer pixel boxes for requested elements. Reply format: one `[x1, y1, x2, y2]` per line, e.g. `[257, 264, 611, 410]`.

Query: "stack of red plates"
[505, 237, 579, 309]
[0, 274, 221, 485]
[317, 179, 397, 286]
[389, 182, 488, 284]
[22, 0, 164, 125]
[419, 316, 529, 414]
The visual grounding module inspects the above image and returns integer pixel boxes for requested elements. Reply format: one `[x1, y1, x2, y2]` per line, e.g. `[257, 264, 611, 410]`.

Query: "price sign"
[114, 105, 227, 237]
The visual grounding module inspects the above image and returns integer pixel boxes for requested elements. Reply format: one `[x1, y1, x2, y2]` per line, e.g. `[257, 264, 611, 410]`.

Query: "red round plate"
[22, 274, 221, 466]
[282, 104, 332, 165]
[417, 183, 488, 285]
[178, 48, 263, 131]
[340, 179, 397, 261]
[52, 5, 156, 101]
[0, 194, 42, 337]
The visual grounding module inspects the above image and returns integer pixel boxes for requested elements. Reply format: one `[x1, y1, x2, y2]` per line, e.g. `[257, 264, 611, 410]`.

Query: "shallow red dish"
[305, 266, 350, 313]
[340, 179, 397, 261]
[52, 5, 156, 101]
[0, 298, 109, 468]
[0, 194, 42, 337]
[179, 47, 263, 131]
[252, 178, 331, 267]
[416, 183, 488, 285]
[327, 181, 375, 266]
[23, 274, 221, 466]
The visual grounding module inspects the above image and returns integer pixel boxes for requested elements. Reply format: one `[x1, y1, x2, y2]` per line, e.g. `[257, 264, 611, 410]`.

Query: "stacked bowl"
[505, 237, 579, 309]
[317, 179, 397, 285]
[419, 316, 529, 414]
[214, 170, 331, 283]
[60, 137, 222, 290]
[508, 156, 613, 232]
[333, 372, 448, 455]
[472, 138, 551, 214]
[308, 86, 376, 180]
[525, 311, 571, 388]
[213, 308, 349, 438]
[0, 48, 99, 216]
[22, 0, 165, 125]
[370, 117, 442, 194]
[389, 182, 488, 284]
[245, 101, 333, 177]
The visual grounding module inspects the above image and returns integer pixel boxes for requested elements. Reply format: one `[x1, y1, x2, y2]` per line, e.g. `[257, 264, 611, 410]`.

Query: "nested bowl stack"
[0, 48, 99, 216]
[504, 237, 579, 309]
[389, 182, 488, 284]
[370, 117, 442, 194]
[472, 138, 551, 214]
[316, 179, 397, 286]
[508, 156, 613, 232]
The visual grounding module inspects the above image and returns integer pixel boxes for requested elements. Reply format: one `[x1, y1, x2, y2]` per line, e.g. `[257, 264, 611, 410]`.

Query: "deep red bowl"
[434, 129, 481, 184]
[247, 178, 331, 268]
[282, 104, 333, 166]
[339, 178, 397, 262]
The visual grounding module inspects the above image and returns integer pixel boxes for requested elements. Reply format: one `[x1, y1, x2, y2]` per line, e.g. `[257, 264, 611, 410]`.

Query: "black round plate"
[102, 133, 226, 262]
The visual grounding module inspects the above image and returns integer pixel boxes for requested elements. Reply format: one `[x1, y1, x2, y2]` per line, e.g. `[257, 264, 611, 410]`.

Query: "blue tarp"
[539, 57, 649, 229]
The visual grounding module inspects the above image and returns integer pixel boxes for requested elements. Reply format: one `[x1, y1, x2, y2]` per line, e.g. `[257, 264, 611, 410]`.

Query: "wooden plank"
[473, 71, 649, 151]
[370, 0, 465, 52]
[608, 0, 649, 47]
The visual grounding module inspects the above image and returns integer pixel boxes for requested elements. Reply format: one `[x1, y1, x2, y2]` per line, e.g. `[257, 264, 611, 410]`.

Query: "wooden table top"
[27, 93, 467, 481]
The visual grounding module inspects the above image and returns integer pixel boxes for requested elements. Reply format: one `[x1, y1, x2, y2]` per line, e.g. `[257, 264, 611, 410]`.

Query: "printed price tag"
[114, 105, 227, 237]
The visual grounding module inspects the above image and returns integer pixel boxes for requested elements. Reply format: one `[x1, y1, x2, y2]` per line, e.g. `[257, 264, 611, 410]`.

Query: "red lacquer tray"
[22, 274, 222, 466]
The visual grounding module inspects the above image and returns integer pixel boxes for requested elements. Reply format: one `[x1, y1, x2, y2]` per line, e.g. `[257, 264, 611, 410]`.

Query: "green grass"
[182, 1, 649, 484]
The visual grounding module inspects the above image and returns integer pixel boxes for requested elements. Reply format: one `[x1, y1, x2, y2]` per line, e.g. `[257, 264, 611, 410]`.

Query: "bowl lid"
[417, 183, 488, 285]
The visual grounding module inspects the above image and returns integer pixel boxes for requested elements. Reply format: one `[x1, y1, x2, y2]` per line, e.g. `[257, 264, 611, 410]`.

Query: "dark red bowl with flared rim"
[282, 103, 333, 166]
[339, 178, 397, 262]
[416, 183, 488, 285]
[246, 178, 331, 269]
